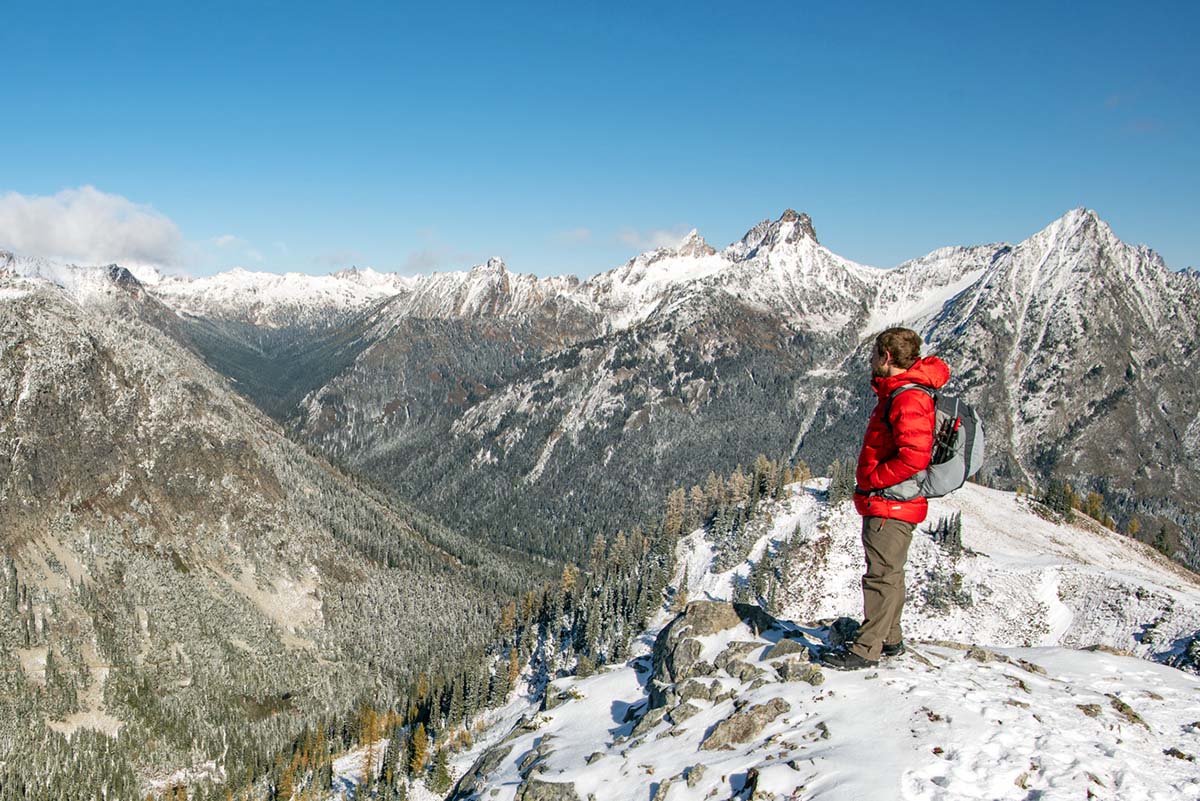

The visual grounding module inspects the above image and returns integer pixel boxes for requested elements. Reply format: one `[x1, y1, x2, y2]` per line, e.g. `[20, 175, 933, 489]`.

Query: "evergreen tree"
[406, 723, 428, 778]
[685, 485, 705, 532]
[1154, 526, 1171, 556]
[428, 749, 452, 794]
[663, 488, 686, 539]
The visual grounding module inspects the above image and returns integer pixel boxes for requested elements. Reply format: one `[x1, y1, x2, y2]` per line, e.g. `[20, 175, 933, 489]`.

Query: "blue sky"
[0, 1, 1195, 277]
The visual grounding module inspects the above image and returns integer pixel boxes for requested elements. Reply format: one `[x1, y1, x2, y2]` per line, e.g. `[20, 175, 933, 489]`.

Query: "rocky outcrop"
[699, 697, 791, 751]
[515, 778, 582, 801]
[650, 601, 783, 707]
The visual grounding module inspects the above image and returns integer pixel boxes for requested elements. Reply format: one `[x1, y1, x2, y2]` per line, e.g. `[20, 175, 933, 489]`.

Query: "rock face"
[515, 778, 582, 801]
[650, 601, 779, 707]
[699, 697, 792, 751]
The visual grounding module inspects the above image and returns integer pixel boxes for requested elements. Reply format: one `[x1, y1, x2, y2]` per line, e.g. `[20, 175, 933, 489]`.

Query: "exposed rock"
[777, 659, 825, 685]
[668, 701, 704, 724]
[677, 678, 716, 703]
[678, 601, 743, 637]
[541, 685, 581, 711]
[700, 697, 791, 751]
[763, 637, 810, 661]
[585, 752, 604, 765]
[686, 763, 706, 789]
[451, 743, 514, 799]
[964, 646, 1000, 663]
[650, 778, 672, 801]
[630, 707, 667, 739]
[712, 686, 738, 704]
[666, 638, 704, 680]
[622, 701, 648, 723]
[715, 641, 763, 671]
[741, 767, 761, 798]
[1108, 695, 1150, 730]
[1084, 644, 1136, 657]
[728, 660, 767, 683]
[515, 778, 582, 801]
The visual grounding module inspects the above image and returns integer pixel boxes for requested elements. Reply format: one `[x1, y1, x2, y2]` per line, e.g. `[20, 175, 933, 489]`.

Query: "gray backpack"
[877, 384, 986, 501]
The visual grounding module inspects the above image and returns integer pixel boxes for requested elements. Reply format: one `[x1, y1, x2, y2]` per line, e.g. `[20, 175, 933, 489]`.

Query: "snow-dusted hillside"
[10, 207, 1200, 572]
[439, 482, 1200, 801]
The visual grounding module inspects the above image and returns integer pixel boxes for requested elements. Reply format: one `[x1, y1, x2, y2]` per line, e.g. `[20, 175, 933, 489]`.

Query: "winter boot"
[820, 648, 878, 671]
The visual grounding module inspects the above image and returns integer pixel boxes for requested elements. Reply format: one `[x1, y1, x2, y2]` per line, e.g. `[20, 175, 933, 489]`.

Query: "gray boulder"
[776, 659, 825, 685]
[763, 637, 809, 661]
[715, 640, 764, 671]
[516, 779, 582, 801]
[699, 697, 791, 751]
[669, 700, 704, 724]
[727, 660, 767, 683]
[677, 678, 715, 703]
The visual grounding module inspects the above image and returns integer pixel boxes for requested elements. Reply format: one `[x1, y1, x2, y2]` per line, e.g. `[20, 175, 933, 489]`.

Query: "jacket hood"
[872, 355, 951, 398]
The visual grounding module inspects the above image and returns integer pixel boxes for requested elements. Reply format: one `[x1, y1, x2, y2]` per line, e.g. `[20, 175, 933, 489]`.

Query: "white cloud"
[214, 234, 241, 247]
[617, 224, 692, 251]
[0, 185, 184, 267]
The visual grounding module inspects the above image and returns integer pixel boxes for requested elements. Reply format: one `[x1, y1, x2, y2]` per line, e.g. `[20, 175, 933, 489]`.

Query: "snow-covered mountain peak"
[469, 256, 509, 276]
[1031, 206, 1120, 252]
[775, 208, 818, 243]
[724, 210, 818, 262]
[674, 229, 717, 258]
[0, 249, 161, 304]
[150, 267, 404, 328]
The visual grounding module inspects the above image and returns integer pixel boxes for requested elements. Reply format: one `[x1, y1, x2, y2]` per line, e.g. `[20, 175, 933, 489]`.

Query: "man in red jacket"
[823, 327, 949, 670]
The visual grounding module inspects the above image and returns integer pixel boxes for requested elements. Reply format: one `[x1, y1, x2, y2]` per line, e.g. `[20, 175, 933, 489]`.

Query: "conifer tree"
[507, 647, 521, 689]
[727, 466, 750, 507]
[407, 723, 428, 778]
[428, 749, 452, 794]
[663, 488, 686, 538]
[686, 485, 705, 531]
[1154, 526, 1171, 556]
[703, 472, 723, 518]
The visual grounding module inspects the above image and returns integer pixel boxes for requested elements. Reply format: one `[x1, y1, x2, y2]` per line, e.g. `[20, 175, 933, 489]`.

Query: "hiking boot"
[882, 640, 906, 658]
[820, 648, 878, 671]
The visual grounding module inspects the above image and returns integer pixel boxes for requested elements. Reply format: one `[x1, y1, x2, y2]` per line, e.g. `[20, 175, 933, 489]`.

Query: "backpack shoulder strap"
[882, 383, 935, 428]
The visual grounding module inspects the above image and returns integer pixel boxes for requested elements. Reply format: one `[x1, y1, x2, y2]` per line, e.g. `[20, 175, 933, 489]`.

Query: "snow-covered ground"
[433, 482, 1200, 801]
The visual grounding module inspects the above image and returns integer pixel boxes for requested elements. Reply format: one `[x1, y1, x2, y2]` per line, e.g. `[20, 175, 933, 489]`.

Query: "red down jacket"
[853, 356, 950, 524]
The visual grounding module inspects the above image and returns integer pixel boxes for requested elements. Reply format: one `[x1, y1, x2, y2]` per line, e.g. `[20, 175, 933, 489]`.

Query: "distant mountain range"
[5, 207, 1197, 571]
[3, 206, 1198, 796]
[0, 266, 544, 792]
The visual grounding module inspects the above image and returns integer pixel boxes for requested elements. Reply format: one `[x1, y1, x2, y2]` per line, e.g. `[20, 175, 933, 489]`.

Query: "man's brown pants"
[849, 516, 915, 661]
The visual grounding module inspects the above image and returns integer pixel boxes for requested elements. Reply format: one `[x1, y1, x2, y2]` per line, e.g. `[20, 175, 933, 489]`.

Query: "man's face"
[870, 347, 891, 378]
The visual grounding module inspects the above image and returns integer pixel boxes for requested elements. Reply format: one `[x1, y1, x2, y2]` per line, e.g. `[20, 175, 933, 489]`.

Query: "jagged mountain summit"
[439, 481, 1200, 801]
[9, 208, 1198, 569]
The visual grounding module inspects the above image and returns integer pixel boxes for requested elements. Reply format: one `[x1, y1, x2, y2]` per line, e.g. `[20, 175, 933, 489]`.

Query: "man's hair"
[875, 327, 922, 370]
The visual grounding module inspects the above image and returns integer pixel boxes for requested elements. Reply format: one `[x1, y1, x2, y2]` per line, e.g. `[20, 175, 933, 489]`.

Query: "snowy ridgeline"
[379, 482, 1200, 801]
